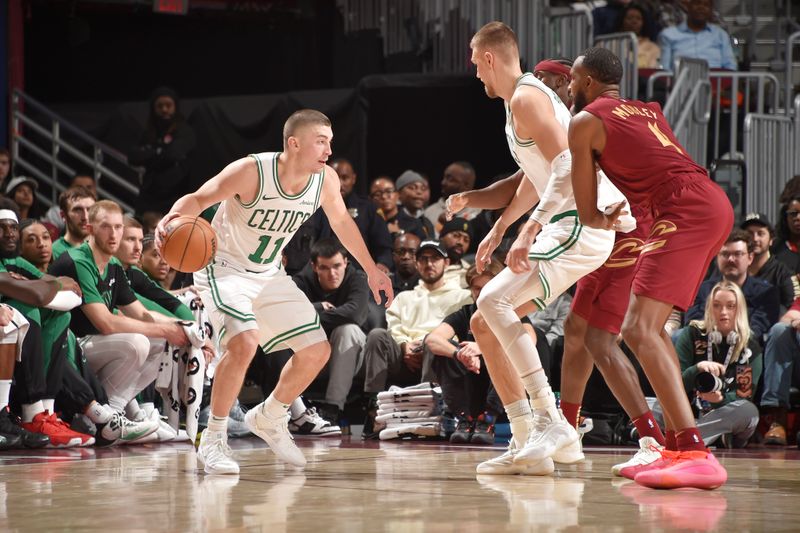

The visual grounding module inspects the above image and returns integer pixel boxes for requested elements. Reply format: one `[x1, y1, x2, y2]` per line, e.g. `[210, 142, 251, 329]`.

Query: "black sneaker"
[0, 406, 47, 448]
[362, 396, 383, 440]
[449, 414, 473, 444]
[315, 402, 341, 427]
[471, 412, 495, 446]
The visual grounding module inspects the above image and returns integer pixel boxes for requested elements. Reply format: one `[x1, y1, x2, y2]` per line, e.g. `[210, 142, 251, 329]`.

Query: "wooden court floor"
[0, 436, 798, 532]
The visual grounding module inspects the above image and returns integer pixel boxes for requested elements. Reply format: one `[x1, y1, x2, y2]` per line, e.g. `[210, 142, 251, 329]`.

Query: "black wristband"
[452, 348, 459, 358]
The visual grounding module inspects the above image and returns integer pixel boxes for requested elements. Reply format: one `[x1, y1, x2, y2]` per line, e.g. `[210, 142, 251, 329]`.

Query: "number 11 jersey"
[211, 152, 324, 273]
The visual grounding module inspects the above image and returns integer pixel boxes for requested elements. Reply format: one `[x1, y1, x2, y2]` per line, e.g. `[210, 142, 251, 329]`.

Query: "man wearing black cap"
[128, 86, 196, 215]
[361, 241, 471, 401]
[741, 212, 798, 309]
[440, 217, 473, 288]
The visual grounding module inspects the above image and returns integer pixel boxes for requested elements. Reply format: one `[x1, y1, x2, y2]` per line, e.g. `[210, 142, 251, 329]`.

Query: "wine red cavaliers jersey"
[583, 95, 708, 206]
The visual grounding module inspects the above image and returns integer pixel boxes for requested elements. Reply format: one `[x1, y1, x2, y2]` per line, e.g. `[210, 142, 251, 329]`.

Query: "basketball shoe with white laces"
[95, 411, 159, 446]
[514, 406, 580, 466]
[288, 407, 341, 437]
[476, 441, 555, 475]
[613, 436, 665, 477]
[245, 404, 307, 468]
[197, 430, 240, 475]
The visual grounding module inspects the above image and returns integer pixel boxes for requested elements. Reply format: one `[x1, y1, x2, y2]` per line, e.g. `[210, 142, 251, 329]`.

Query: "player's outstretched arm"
[320, 165, 394, 308]
[445, 170, 524, 220]
[569, 111, 616, 230]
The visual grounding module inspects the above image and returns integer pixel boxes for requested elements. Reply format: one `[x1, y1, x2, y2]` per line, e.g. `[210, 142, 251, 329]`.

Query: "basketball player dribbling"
[156, 109, 393, 475]
[464, 22, 634, 475]
[568, 47, 732, 489]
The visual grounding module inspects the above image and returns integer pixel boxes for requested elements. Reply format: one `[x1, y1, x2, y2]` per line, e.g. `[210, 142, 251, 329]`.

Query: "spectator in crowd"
[528, 292, 572, 353]
[370, 176, 426, 240]
[51, 186, 96, 260]
[43, 174, 97, 232]
[594, 0, 659, 40]
[49, 200, 189, 419]
[740, 212, 798, 309]
[658, 0, 737, 71]
[533, 58, 573, 107]
[667, 280, 762, 448]
[361, 241, 471, 397]
[619, 3, 661, 68]
[396, 170, 435, 238]
[6, 177, 44, 221]
[424, 259, 512, 445]
[390, 233, 421, 295]
[139, 233, 171, 289]
[292, 238, 370, 426]
[128, 86, 196, 215]
[778, 174, 800, 206]
[759, 298, 800, 445]
[312, 158, 393, 273]
[0, 148, 10, 192]
[18, 219, 52, 273]
[774, 194, 800, 274]
[440, 217, 473, 288]
[425, 162, 480, 235]
[684, 230, 780, 341]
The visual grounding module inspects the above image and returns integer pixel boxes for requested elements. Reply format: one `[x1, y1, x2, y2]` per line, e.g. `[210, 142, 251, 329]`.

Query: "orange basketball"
[160, 215, 217, 273]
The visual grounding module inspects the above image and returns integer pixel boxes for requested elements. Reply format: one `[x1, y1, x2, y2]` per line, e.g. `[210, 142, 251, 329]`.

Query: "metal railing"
[661, 58, 712, 167]
[594, 31, 639, 99]
[787, 30, 800, 115]
[336, 0, 546, 73]
[795, 93, 800, 175]
[743, 112, 795, 223]
[544, 10, 592, 62]
[11, 89, 141, 213]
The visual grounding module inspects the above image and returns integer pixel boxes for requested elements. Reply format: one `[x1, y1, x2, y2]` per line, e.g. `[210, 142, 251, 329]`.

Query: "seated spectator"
[312, 158, 393, 273]
[52, 186, 96, 260]
[664, 280, 762, 448]
[778, 174, 800, 206]
[390, 233, 421, 295]
[619, 3, 661, 68]
[684, 230, 780, 341]
[425, 162, 480, 235]
[424, 259, 513, 445]
[740, 212, 798, 309]
[43, 174, 97, 232]
[0, 148, 10, 192]
[529, 292, 572, 352]
[127, 87, 196, 215]
[396, 170, 434, 239]
[6, 177, 44, 221]
[369, 176, 425, 240]
[440, 217, 473, 288]
[49, 200, 190, 420]
[773, 195, 800, 274]
[19, 219, 52, 273]
[292, 238, 370, 426]
[759, 298, 800, 445]
[658, 0, 737, 71]
[361, 240, 471, 402]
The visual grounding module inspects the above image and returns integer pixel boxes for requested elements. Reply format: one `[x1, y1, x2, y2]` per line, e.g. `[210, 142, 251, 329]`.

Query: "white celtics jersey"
[504, 73, 630, 220]
[211, 152, 324, 273]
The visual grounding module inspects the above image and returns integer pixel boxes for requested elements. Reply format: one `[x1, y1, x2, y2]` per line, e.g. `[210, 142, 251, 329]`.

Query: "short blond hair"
[470, 21, 519, 59]
[88, 200, 122, 223]
[283, 109, 331, 146]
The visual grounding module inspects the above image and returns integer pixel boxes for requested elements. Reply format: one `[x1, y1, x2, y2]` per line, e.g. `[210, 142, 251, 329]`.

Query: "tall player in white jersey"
[156, 110, 393, 474]
[467, 22, 631, 474]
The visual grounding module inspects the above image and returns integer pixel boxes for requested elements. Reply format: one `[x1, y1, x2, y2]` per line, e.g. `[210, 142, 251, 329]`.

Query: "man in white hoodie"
[362, 241, 472, 393]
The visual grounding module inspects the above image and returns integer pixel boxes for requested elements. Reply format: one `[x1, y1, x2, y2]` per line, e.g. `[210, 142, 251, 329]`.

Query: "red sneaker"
[21, 411, 95, 448]
[634, 449, 727, 490]
[620, 449, 679, 480]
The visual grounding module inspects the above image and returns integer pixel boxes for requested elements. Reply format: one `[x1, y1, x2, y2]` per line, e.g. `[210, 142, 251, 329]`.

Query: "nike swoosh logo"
[262, 196, 280, 201]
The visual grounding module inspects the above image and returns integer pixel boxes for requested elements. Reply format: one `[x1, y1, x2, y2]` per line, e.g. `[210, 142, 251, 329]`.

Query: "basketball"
[160, 215, 217, 273]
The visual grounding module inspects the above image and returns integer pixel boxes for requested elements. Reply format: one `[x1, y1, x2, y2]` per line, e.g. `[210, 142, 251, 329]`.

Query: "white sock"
[42, 399, 55, 414]
[125, 399, 142, 420]
[509, 414, 533, 449]
[206, 414, 227, 438]
[84, 402, 112, 424]
[289, 397, 306, 419]
[0, 380, 11, 410]
[262, 393, 291, 420]
[22, 401, 44, 423]
[504, 399, 532, 420]
[139, 402, 155, 417]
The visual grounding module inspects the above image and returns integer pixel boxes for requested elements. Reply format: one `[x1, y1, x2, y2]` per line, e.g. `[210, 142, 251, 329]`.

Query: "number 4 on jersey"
[648, 121, 683, 155]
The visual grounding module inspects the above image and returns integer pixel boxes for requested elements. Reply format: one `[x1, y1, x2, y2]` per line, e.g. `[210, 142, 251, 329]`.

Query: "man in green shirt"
[51, 186, 95, 261]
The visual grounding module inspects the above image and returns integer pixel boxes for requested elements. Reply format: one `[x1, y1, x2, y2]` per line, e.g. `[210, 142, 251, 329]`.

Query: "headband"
[534, 60, 572, 80]
[0, 210, 18, 223]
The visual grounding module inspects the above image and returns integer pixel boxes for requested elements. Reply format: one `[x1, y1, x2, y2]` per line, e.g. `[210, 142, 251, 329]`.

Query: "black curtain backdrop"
[50, 74, 517, 205]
